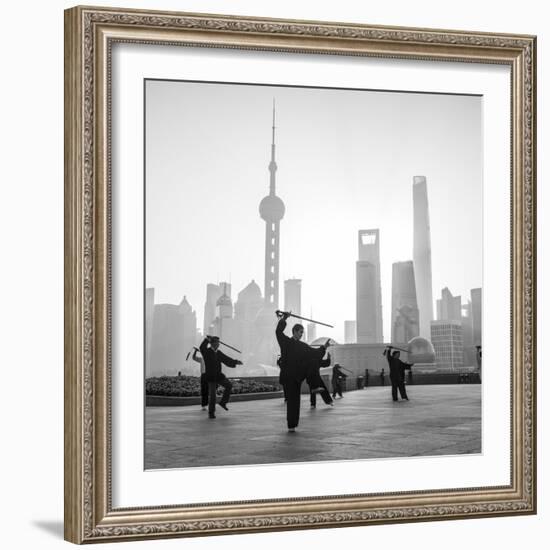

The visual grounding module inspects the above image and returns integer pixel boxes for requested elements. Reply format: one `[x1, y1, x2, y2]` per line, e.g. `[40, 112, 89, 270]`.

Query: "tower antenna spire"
[259, 101, 285, 307]
[272, 98, 276, 150]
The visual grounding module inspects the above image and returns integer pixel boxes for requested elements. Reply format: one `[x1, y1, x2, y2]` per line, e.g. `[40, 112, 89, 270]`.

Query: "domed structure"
[259, 194, 285, 222]
[237, 279, 262, 301]
[407, 336, 436, 364]
[235, 280, 263, 323]
[311, 337, 339, 346]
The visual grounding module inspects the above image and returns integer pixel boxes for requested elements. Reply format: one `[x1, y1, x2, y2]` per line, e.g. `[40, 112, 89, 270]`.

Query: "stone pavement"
[145, 384, 481, 469]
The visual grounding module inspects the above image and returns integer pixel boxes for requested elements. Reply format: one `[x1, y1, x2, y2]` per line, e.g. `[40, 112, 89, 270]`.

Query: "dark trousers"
[283, 378, 303, 429]
[200, 373, 208, 407]
[332, 380, 343, 398]
[208, 376, 232, 415]
[310, 379, 333, 406]
[282, 366, 325, 429]
[391, 380, 408, 401]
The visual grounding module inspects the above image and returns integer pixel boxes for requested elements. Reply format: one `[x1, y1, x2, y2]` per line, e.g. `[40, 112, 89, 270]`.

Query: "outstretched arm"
[218, 351, 242, 369]
[191, 347, 201, 364]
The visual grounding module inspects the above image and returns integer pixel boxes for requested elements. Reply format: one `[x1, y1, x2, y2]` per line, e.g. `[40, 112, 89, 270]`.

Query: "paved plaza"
[145, 384, 481, 470]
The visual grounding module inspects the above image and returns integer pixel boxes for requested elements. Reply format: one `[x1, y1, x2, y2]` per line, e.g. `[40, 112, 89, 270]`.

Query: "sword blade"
[219, 340, 241, 354]
[289, 312, 334, 328]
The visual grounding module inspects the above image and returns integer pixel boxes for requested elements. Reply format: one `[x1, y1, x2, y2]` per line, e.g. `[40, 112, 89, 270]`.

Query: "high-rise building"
[203, 283, 222, 335]
[344, 320, 357, 344]
[461, 302, 476, 367]
[284, 278, 301, 315]
[413, 176, 434, 338]
[436, 287, 462, 322]
[234, 280, 264, 367]
[179, 296, 197, 365]
[259, 101, 285, 308]
[430, 320, 464, 371]
[211, 283, 242, 359]
[148, 296, 198, 377]
[216, 282, 233, 320]
[307, 322, 317, 344]
[391, 261, 419, 344]
[356, 229, 383, 343]
[471, 288, 482, 347]
[145, 287, 155, 375]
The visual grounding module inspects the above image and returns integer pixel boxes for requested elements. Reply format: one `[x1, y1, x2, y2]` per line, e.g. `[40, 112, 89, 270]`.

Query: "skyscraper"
[148, 296, 197, 377]
[430, 320, 464, 371]
[436, 287, 462, 322]
[413, 176, 434, 338]
[211, 283, 241, 351]
[234, 280, 264, 366]
[391, 261, 419, 344]
[145, 287, 155, 375]
[203, 283, 222, 335]
[471, 288, 482, 346]
[259, 101, 285, 308]
[307, 322, 317, 344]
[356, 229, 383, 343]
[344, 320, 357, 344]
[284, 278, 302, 315]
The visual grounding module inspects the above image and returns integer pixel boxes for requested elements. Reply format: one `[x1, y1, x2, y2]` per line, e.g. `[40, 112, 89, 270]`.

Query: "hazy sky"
[145, 79, 482, 342]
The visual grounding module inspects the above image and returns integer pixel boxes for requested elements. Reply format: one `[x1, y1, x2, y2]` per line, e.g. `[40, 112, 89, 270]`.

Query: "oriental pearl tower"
[259, 101, 285, 307]
[252, 101, 286, 368]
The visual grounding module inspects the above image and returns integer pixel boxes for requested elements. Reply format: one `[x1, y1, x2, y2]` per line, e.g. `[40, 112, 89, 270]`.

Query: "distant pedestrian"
[364, 368, 370, 387]
[380, 368, 385, 386]
[331, 364, 347, 398]
[199, 335, 242, 419]
[384, 346, 413, 401]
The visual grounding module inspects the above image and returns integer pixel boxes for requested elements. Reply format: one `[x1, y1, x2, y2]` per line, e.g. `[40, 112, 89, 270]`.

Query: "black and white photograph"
[144, 79, 483, 470]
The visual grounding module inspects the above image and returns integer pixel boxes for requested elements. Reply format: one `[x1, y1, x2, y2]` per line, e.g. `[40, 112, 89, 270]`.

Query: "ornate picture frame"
[64, 5, 536, 544]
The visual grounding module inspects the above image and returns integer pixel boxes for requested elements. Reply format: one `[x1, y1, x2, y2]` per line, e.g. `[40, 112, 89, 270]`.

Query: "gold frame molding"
[64, 5, 537, 544]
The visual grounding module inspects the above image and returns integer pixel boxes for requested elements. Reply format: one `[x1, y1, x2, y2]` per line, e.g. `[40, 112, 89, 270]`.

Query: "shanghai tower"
[413, 175, 434, 338]
[259, 101, 285, 307]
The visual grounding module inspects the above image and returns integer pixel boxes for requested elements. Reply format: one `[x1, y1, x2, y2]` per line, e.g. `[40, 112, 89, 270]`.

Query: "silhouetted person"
[191, 347, 207, 410]
[309, 353, 334, 408]
[384, 347, 413, 401]
[276, 312, 329, 432]
[365, 368, 370, 387]
[476, 345, 482, 382]
[380, 368, 385, 386]
[199, 335, 242, 419]
[332, 364, 347, 398]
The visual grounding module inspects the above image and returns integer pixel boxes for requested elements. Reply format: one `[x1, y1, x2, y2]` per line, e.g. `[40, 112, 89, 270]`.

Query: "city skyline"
[145, 80, 483, 343]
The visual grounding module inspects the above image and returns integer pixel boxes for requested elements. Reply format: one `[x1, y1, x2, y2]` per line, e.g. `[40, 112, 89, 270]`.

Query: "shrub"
[145, 375, 279, 397]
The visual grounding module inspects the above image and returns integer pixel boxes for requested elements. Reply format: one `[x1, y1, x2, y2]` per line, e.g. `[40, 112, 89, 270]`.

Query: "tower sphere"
[259, 195, 285, 222]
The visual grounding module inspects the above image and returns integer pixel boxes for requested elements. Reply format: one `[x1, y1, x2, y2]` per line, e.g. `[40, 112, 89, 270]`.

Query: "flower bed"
[145, 375, 279, 397]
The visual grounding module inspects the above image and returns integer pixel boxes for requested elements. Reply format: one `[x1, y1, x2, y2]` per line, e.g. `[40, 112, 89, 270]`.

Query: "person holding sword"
[383, 345, 414, 401]
[275, 311, 331, 432]
[199, 335, 243, 419]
